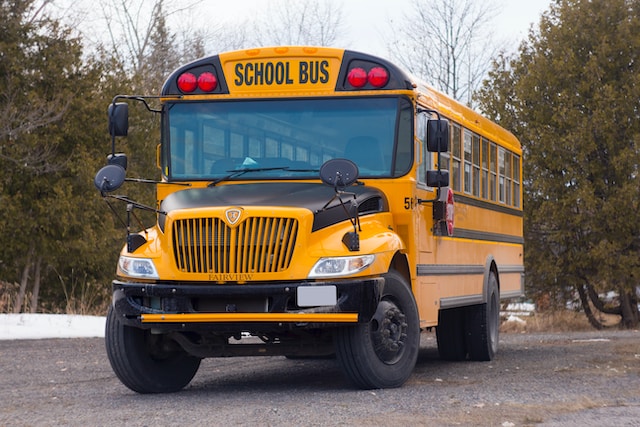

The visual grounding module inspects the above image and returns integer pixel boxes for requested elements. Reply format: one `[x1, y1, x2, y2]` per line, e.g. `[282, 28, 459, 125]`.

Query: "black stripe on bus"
[454, 193, 523, 217]
[417, 264, 524, 276]
[452, 228, 525, 245]
[417, 264, 484, 276]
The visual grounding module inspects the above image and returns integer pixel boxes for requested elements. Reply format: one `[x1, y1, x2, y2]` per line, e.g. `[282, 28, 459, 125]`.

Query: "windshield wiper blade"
[207, 167, 290, 187]
[287, 168, 320, 173]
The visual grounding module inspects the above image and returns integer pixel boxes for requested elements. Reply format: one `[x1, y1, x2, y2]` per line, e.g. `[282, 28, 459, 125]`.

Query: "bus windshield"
[166, 96, 413, 181]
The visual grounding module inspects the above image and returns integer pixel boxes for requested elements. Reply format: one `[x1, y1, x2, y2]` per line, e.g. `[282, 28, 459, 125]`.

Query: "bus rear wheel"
[105, 306, 201, 393]
[335, 271, 420, 389]
[436, 306, 467, 361]
[466, 271, 500, 361]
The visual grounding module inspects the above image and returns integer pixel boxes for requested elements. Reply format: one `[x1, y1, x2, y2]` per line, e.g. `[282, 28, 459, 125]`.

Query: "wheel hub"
[371, 300, 408, 363]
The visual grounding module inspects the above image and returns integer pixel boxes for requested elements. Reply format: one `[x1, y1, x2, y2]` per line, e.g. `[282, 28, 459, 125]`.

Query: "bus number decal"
[404, 197, 414, 210]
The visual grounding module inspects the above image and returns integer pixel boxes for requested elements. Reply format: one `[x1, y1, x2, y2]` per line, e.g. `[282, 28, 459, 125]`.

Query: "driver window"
[416, 112, 431, 186]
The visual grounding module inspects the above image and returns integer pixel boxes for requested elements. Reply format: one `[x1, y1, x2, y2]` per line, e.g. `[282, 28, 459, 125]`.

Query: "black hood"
[159, 182, 388, 231]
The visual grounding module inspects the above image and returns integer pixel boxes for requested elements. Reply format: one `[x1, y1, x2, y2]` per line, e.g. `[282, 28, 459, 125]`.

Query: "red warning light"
[197, 72, 218, 92]
[368, 67, 389, 88]
[177, 72, 197, 93]
[347, 67, 368, 88]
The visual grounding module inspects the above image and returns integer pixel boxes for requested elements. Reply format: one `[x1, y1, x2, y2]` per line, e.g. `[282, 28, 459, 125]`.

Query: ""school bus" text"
[234, 60, 330, 87]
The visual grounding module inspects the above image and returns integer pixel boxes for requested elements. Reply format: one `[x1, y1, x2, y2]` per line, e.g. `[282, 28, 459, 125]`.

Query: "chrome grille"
[172, 216, 298, 274]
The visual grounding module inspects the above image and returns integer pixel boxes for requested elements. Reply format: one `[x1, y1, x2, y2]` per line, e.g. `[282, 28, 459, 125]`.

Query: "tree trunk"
[29, 256, 43, 314]
[587, 284, 621, 315]
[13, 245, 34, 313]
[576, 284, 604, 330]
[619, 290, 639, 329]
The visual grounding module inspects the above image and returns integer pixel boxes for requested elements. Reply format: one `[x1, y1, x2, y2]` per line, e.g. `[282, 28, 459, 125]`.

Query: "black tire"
[105, 306, 201, 393]
[335, 271, 420, 389]
[466, 271, 500, 361]
[436, 306, 467, 361]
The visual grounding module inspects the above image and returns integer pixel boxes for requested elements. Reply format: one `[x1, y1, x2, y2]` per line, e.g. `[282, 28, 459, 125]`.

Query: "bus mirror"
[108, 102, 129, 137]
[107, 153, 128, 170]
[94, 164, 126, 193]
[426, 170, 449, 188]
[426, 119, 449, 152]
[320, 158, 359, 188]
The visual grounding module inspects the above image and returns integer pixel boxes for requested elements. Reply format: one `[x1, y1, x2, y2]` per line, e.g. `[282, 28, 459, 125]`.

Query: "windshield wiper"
[208, 167, 289, 186]
[207, 166, 321, 187]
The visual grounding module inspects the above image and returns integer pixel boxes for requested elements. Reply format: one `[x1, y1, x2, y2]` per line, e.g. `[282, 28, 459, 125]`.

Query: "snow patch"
[0, 314, 105, 340]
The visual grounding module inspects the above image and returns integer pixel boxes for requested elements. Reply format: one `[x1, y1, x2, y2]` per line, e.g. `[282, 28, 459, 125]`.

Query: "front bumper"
[111, 278, 384, 332]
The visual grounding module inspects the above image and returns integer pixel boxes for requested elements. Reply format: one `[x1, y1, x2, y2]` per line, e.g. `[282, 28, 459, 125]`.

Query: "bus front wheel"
[105, 306, 201, 393]
[335, 271, 420, 389]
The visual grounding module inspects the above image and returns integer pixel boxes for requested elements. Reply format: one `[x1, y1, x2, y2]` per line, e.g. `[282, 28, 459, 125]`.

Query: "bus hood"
[159, 182, 388, 232]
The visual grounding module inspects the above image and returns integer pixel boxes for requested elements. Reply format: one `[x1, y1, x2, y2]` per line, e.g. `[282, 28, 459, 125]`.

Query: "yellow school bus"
[95, 46, 524, 393]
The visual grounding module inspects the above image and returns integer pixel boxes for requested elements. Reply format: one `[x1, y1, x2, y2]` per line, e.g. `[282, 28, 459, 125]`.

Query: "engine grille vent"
[172, 216, 298, 274]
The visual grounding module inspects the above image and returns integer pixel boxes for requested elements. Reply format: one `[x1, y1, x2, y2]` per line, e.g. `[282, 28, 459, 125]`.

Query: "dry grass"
[501, 309, 621, 333]
[0, 279, 110, 315]
[0, 281, 20, 313]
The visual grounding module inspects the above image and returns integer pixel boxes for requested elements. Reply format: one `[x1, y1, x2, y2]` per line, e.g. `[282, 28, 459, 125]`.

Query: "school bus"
[94, 46, 524, 393]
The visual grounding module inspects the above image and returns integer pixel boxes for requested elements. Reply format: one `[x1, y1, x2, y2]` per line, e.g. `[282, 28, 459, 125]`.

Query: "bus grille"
[172, 217, 298, 274]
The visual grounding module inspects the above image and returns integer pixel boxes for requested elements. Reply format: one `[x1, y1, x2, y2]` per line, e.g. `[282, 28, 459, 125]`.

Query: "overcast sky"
[186, 0, 553, 59]
[52, 0, 552, 72]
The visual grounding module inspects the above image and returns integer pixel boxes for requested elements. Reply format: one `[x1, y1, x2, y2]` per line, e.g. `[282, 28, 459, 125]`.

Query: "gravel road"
[0, 330, 638, 426]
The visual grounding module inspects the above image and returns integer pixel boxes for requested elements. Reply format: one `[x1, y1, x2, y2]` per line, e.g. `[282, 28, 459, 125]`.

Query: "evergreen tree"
[0, 1, 124, 313]
[477, 0, 640, 328]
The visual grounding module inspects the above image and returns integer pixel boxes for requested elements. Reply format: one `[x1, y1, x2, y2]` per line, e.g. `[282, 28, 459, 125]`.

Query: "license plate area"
[193, 297, 268, 313]
[297, 285, 337, 307]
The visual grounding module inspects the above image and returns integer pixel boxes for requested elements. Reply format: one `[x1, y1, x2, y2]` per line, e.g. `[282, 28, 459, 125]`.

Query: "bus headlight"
[308, 255, 375, 278]
[118, 256, 159, 279]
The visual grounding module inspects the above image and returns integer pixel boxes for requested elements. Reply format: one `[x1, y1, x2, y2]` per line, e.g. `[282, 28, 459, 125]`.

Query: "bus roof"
[415, 81, 522, 154]
[161, 46, 415, 97]
[160, 46, 521, 154]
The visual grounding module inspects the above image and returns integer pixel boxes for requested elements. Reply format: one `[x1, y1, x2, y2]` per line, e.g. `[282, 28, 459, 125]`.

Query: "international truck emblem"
[224, 208, 242, 226]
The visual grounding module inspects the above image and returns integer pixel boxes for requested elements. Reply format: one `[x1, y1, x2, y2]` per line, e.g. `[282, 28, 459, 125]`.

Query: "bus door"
[414, 110, 441, 325]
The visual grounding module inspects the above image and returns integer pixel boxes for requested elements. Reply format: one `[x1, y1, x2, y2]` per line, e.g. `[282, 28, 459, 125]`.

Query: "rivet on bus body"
[285, 287, 290, 292]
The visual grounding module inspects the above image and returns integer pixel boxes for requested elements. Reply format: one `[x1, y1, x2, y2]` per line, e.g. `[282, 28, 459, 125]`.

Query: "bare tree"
[252, 0, 347, 47]
[388, 0, 501, 107]
[97, 0, 253, 80]
[100, 0, 173, 75]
